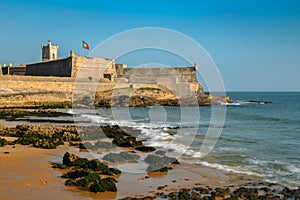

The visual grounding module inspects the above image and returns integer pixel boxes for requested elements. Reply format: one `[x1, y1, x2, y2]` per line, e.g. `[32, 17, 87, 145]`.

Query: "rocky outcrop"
[53, 152, 121, 193]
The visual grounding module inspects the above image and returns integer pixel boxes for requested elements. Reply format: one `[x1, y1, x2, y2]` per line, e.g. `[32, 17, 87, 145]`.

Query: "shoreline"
[0, 111, 299, 199]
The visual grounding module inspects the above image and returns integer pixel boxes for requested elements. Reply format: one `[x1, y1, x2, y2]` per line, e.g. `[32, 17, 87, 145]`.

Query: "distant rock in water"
[249, 100, 272, 104]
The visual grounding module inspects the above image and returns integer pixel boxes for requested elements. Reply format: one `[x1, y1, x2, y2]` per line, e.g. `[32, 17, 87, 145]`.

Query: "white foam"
[286, 164, 300, 173]
[198, 161, 260, 176]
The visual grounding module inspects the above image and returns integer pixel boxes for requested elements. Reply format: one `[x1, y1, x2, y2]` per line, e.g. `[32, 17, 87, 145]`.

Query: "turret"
[41, 40, 59, 61]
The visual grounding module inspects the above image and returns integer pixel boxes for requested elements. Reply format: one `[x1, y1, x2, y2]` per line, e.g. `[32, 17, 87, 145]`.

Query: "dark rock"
[155, 150, 166, 156]
[190, 191, 202, 200]
[103, 153, 126, 163]
[51, 163, 69, 169]
[157, 186, 165, 190]
[101, 125, 130, 138]
[167, 192, 178, 200]
[135, 146, 156, 152]
[103, 151, 140, 163]
[215, 187, 230, 197]
[232, 187, 258, 199]
[15, 133, 64, 149]
[62, 152, 89, 167]
[0, 138, 7, 147]
[147, 163, 172, 172]
[144, 154, 180, 165]
[94, 140, 114, 149]
[119, 151, 140, 161]
[178, 188, 191, 200]
[89, 177, 117, 193]
[112, 136, 143, 147]
[108, 167, 122, 175]
[61, 169, 91, 179]
[63, 152, 80, 166]
[80, 142, 96, 150]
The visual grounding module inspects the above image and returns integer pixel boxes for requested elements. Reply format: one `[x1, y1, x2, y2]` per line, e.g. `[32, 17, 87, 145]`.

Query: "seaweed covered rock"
[63, 152, 89, 166]
[62, 169, 91, 179]
[57, 152, 121, 193]
[112, 135, 143, 147]
[0, 138, 7, 147]
[15, 133, 64, 149]
[65, 172, 101, 187]
[89, 177, 117, 193]
[51, 163, 69, 169]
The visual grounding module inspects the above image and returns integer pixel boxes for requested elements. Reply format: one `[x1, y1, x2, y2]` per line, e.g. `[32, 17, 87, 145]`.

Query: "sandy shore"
[0, 145, 117, 200]
[0, 143, 254, 200]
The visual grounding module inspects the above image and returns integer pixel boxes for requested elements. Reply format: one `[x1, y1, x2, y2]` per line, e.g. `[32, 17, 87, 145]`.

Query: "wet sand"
[0, 144, 255, 199]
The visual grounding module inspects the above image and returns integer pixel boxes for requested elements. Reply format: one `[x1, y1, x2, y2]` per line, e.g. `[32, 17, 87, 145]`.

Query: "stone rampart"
[26, 57, 72, 77]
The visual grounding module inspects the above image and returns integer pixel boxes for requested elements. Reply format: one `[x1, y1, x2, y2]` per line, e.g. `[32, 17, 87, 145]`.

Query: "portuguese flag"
[82, 40, 90, 50]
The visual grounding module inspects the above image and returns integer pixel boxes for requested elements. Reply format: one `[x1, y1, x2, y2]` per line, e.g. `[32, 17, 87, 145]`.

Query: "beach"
[0, 92, 299, 199]
[0, 143, 253, 200]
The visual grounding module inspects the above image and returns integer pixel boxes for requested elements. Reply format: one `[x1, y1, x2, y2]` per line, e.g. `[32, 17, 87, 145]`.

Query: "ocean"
[71, 92, 300, 188]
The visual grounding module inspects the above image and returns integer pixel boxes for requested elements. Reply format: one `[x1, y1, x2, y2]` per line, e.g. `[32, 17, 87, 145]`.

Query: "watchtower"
[41, 40, 58, 61]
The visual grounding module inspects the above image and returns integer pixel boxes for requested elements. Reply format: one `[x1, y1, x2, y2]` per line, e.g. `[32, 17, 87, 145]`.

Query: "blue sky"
[0, 0, 300, 91]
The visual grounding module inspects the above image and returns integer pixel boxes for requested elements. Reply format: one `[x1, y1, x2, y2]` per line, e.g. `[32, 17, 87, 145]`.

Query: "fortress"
[0, 41, 231, 107]
[1, 40, 200, 93]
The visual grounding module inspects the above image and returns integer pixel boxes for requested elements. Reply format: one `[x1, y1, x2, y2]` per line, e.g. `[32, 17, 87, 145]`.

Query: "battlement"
[41, 40, 59, 61]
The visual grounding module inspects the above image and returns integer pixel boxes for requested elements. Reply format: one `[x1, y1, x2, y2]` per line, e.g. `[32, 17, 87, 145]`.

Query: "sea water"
[71, 92, 300, 188]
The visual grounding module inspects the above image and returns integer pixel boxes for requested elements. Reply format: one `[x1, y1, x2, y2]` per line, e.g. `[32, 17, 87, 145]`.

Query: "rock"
[63, 152, 87, 166]
[190, 191, 202, 199]
[89, 177, 117, 193]
[94, 141, 114, 149]
[144, 154, 180, 165]
[0, 138, 7, 147]
[112, 136, 142, 147]
[135, 146, 156, 152]
[103, 151, 140, 163]
[147, 163, 172, 172]
[79, 142, 96, 150]
[51, 163, 69, 169]
[101, 125, 130, 138]
[215, 187, 230, 197]
[59, 153, 121, 193]
[178, 188, 191, 200]
[119, 151, 140, 161]
[62, 169, 91, 179]
[103, 153, 126, 163]
[155, 150, 166, 156]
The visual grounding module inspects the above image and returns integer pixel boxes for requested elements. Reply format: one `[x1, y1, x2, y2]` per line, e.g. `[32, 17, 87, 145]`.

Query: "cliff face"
[0, 76, 230, 108]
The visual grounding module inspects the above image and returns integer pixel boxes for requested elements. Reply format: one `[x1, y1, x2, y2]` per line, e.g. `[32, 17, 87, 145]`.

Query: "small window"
[104, 74, 111, 81]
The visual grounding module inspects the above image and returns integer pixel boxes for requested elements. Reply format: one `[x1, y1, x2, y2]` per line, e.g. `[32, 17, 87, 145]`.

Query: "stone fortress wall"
[0, 40, 201, 95]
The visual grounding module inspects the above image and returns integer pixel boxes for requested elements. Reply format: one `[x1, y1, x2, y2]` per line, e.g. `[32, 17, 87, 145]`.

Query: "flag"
[82, 40, 90, 50]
